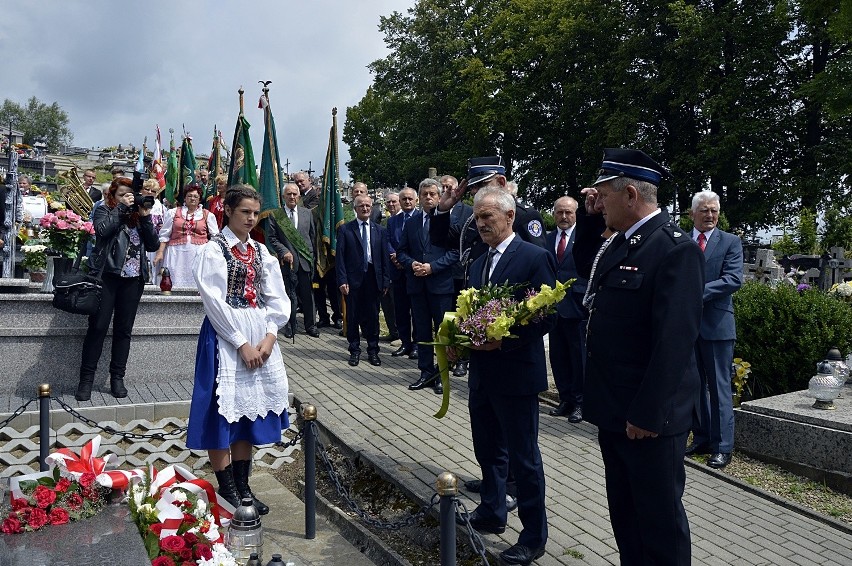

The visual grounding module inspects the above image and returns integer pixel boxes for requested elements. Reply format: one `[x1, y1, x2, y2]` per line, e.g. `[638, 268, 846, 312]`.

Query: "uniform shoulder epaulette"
[663, 223, 691, 244]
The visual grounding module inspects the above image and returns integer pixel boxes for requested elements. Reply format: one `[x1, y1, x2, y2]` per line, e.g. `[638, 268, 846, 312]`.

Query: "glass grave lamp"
[227, 497, 263, 564]
[808, 360, 842, 410]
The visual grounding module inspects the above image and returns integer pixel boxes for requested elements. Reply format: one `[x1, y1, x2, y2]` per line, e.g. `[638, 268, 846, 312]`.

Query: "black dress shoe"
[707, 452, 732, 469]
[316, 320, 330, 328]
[433, 380, 443, 394]
[684, 442, 711, 457]
[306, 326, 320, 338]
[391, 346, 410, 357]
[408, 370, 439, 390]
[455, 510, 506, 534]
[506, 495, 518, 512]
[348, 353, 360, 367]
[500, 543, 546, 565]
[549, 401, 571, 417]
[368, 354, 381, 366]
[332, 319, 343, 329]
[452, 359, 468, 377]
[282, 327, 294, 338]
[463, 479, 481, 493]
[567, 406, 583, 423]
[408, 349, 419, 360]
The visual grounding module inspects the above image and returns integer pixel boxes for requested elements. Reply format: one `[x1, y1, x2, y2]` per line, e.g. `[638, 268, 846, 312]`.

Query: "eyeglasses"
[84, 175, 96, 179]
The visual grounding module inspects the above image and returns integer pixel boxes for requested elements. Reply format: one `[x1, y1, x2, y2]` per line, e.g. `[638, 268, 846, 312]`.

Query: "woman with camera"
[76, 175, 160, 401]
[187, 185, 290, 514]
[154, 183, 219, 288]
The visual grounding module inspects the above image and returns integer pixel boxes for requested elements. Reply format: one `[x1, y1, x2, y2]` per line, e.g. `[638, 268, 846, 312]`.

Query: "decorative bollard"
[39, 384, 50, 471]
[437, 471, 458, 566]
[302, 403, 317, 540]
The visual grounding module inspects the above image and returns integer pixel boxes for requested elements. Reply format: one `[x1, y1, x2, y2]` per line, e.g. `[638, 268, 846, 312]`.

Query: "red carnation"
[193, 543, 212, 560]
[151, 557, 176, 566]
[160, 534, 186, 553]
[55, 478, 72, 493]
[65, 493, 83, 510]
[182, 532, 198, 546]
[149, 522, 164, 536]
[1, 515, 23, 534]
[33, 485, 57, 509]
[182, 512, 196, 524]
[48, 507, 70, 525]
[26, 507, 48, 530]
[83, 486, 101, 502]
[178, 547, 192, 560]
[11, 498, 28, 511]
[78, 472, 96, 488]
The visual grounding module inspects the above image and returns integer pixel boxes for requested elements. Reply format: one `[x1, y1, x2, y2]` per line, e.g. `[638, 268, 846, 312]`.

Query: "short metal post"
[437, 471, 458, 566]
[38, 384, 51, 471]
[302, 404, 317, 540]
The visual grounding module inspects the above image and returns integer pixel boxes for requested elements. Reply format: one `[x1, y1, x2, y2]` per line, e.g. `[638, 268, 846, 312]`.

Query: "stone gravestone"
[743, 248, 785, 285]
[823, 247, 852, 288]
[782, 254, 822, 287]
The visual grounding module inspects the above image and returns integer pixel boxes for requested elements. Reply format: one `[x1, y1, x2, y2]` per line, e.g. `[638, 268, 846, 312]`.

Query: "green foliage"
[540, 211, 555, 232]
[733, 281, 852, 398]
[772, 208, 818, 256]
[821, 207, 852, 252]
[0, 96, 73, 151]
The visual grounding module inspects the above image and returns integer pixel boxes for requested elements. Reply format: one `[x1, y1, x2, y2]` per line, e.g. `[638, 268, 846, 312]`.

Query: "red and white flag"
[152, 125, 167, 188]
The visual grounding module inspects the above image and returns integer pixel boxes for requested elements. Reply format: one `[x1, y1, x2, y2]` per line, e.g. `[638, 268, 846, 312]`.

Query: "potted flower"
[38, 210, 95, 282]
[21, 243, 48, 282]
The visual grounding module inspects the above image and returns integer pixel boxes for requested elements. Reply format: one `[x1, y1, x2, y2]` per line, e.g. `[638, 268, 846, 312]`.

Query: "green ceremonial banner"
[165, 134, 178, 204]
[258, 93, 282, 221]
[227, 90, 258, 190]
[316, 108, 345, 278]
[177, 136, 196, 205]
[206, 127, 222, 202]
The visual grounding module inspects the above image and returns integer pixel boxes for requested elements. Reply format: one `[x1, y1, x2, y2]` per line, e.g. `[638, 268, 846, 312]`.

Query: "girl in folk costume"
[187, 185, 290, 515]
[206, 174, 228, 230]
[154, 182, 219, 288]
[141, 178, 165, 285]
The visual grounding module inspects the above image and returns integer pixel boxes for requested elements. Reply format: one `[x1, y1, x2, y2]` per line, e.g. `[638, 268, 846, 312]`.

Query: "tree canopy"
[344, 0, 851, 236]
[0, 96, 73, 153]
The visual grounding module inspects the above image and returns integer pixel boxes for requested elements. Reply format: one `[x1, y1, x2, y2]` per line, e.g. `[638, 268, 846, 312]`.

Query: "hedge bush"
[733, 281, 852, 399]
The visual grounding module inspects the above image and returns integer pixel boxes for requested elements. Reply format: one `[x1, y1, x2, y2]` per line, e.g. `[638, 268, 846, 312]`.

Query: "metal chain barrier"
[0, 398, 37, 430]
[51, 396, 187, 440]
[274, 426, 304, 449]
[311, 422, 439, 531]
[454, 498, 491, 565]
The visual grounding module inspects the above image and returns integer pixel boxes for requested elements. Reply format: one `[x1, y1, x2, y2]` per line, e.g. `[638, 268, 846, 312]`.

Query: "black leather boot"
[75, 375, 94, 402]
[214, 464, 241, 509]
[232, 459, 269, 515]
[110, 375, 128, 398]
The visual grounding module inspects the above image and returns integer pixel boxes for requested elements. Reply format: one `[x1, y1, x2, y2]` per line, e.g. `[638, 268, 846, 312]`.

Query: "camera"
[129, 171, 154, 212]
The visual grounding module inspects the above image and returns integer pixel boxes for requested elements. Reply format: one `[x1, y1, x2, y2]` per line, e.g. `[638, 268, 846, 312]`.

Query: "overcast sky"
[0, 0, 415, 180]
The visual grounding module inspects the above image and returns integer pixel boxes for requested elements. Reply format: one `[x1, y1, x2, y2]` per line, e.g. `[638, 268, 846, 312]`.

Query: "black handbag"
[52, 271, 102, 316]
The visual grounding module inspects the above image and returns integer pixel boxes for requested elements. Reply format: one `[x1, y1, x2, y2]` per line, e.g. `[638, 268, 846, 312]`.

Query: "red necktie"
[556, 230, 567, 263]
[697, 232, 706, 252]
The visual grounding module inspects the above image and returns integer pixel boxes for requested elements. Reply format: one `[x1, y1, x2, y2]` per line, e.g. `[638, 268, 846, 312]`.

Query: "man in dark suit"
[336, 195, 391, 367]
[267, 183, 319, 338]
[685, 190, 744, 470]
[455, 186, 555, 565]
[378, 191, 400, 343]
[583, 148, 704, 566]
[386, 187, 418, 359]
[351, 181, 383, 224]
[293, 171, 319, 209]
[546, 196, 586, 423]
[396, 178, 459, 394]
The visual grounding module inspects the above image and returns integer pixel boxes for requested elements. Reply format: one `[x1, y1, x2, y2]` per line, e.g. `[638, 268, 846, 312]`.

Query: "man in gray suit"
[685, 190, 744, 469]
[268, 182, 320, 338]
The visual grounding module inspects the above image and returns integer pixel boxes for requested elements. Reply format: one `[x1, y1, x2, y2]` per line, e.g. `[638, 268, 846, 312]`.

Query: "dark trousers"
[313, 269, 341, 323]
[345, 265, 380, 355]
[380, 284, 398, 338]
[694, 338, 736, 453]
[468, 388, 547, 549]
[410, 290, 453, 373]
[548, 315, 585, 406]
[391, 277, 412, 349]
[598, 429, 691, 566]
[289, 268, 316, 331]
[80, 273, 145, 380]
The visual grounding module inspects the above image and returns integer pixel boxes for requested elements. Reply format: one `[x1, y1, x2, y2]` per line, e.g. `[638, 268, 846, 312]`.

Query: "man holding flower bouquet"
[455, 186, 556, 565]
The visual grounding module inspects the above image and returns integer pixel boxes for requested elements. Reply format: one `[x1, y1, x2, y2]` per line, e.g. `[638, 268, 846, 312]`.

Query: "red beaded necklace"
[231, 242, 258, 307]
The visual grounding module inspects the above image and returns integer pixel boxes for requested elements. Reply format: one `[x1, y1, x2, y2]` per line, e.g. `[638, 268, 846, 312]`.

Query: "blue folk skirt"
[186, 317, 290, 450]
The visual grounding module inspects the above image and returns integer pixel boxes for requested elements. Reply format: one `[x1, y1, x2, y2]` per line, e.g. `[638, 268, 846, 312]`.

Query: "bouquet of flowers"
[128, 464, 236, 565]
[38, 209, 95, 259]
[1, 466, 109, 534]
[428, 279, 573, 418]
[829, 281, 852, 302]
[21, 243, 48, 272]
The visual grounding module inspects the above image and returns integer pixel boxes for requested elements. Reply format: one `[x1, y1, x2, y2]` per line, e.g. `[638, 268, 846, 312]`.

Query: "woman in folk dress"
[187, 184, 290, 515]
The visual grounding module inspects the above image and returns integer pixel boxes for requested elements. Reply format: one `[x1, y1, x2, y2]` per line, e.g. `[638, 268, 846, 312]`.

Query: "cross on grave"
[781, 254, 822, 286]
[743, 248, 785, 285]
[823, 247, 852, 287]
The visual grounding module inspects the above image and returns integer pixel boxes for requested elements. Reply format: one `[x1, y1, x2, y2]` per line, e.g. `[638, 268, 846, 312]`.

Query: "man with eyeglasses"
[83, 169, 102, 202]
[386, 187, 418, 359]
[293, 171, 319, 210]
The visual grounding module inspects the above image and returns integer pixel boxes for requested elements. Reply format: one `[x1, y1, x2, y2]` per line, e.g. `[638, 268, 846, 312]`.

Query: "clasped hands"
[411, 261, 432, 277]
[238, 333, 277, 370]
